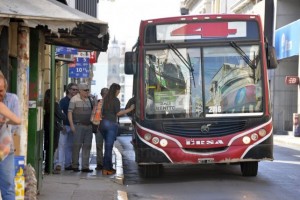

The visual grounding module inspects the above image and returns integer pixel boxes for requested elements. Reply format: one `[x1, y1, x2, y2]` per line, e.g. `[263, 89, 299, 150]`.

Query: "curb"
[113, 146, 128, 200]
[274, 136, 300, 151]
[113, 146, 124, 185]
[117, 190, 128, 200]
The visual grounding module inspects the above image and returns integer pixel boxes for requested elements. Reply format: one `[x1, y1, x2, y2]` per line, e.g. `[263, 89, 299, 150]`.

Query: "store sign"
[89, 51, 97, 64]
[285, 76, 299, 85]
[56, 46, 78, 55]
[275, 19, 300, 60]
[68, 57, 90, 78]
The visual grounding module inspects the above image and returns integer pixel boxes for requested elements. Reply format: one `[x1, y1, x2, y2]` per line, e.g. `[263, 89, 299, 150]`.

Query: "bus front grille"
[183, 146, 228, 153]
[163, 120, 246, 137]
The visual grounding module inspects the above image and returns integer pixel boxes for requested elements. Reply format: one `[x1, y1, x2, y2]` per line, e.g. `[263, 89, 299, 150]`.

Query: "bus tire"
[139, 164, 163, 178]
[240, 161, 258, 176]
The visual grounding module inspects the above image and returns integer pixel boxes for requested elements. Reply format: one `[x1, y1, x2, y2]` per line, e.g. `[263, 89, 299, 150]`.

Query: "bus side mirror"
[267, 46, 278, 69]
[125, 52, 136, 74]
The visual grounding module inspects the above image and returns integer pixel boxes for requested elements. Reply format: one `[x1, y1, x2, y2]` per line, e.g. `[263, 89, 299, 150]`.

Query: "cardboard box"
[13, 133, 20, 155]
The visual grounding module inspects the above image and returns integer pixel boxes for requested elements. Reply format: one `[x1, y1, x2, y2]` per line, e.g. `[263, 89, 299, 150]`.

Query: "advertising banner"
[68, 57, 90, 78]
[56, 46, 78, 55]
[275, 20, 300, 60]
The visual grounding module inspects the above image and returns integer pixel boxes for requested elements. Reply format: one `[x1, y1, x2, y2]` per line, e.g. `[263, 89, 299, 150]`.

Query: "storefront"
[273, 19, 300, 135]
[0, 0, 109, 193]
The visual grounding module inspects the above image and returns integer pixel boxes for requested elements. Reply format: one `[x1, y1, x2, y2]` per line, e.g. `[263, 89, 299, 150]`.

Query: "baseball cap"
[78, 83, 89, 90]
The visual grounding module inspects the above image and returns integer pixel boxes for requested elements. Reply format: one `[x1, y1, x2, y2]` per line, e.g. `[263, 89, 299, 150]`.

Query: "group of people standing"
[43, 82, 134, 175]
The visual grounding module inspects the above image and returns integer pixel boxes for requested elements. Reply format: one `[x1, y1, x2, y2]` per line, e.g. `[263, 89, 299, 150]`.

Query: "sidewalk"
[38, 140, 127, 200]
[273, 131, 300, 150]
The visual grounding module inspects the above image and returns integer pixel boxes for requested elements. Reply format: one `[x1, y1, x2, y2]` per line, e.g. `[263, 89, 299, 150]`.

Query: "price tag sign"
[285, 76, 299, 85]
[69, 57, 90, 78]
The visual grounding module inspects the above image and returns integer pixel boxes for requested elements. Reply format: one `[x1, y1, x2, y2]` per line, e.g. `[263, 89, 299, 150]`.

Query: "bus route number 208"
[208, 106, 222, 113]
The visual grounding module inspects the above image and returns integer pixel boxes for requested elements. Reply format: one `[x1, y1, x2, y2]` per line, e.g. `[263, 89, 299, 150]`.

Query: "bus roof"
[140, 14, 262, 44]
[140, 14, 261, 25]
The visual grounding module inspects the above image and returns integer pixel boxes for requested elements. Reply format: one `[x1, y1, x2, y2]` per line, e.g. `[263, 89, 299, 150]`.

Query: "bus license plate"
[198, 158, 214, 164]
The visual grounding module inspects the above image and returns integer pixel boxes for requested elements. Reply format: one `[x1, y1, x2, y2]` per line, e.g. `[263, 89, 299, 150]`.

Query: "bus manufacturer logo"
[201, 124, 211, 133]
[186, 139, 224, 145]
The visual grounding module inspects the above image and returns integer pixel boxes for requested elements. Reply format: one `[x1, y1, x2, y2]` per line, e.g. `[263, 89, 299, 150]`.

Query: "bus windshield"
[144, 44, 263, 119]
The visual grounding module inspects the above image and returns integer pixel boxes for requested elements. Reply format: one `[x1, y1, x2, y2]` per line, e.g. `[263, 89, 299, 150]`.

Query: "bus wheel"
[139, 164, 163, 178]
[240, 161, 258, 177]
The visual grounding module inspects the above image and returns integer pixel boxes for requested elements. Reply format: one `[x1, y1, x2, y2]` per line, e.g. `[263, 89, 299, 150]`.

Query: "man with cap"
[68, 83, 94, 172]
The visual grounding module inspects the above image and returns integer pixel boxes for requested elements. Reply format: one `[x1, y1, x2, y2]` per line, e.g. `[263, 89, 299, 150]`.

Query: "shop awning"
[0, 0, 109, 51]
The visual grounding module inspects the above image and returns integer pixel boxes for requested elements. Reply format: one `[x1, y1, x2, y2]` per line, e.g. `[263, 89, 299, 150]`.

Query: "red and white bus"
[125, 14, 277, 177]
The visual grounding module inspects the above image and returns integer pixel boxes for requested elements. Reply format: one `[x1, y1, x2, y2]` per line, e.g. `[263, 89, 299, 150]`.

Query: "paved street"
[0, 133, 297, 200]
[34, 133, 300, 200]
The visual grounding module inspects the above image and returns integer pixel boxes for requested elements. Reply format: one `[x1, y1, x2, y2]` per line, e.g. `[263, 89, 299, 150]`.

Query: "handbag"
[0, 123, 12, 162]
[55, 120, 64, 131]
[92, 124, 99, 133]
[91, 99, 103, 125]
[89, 97, 101, 133]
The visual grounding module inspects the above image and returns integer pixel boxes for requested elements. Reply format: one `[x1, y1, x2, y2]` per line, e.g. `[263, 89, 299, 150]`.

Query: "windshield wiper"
[229, 41, 256, 69]
[168, 44, 195, 87]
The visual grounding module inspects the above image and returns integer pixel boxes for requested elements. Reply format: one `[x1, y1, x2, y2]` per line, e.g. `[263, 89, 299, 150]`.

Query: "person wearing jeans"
[0, 72, 21, 200]
[101, 83, 134, 175]
[100, 119, 118, 172]
[0, 153, 15, 199]
[57, 83, 78, 171]
[57, 126, 73, 170]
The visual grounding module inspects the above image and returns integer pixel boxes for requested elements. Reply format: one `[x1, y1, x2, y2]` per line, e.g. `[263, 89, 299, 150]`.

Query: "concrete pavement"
[273, 131, 300, 150]
[35, 133, 300, 200]
[38, 140, 128, 200]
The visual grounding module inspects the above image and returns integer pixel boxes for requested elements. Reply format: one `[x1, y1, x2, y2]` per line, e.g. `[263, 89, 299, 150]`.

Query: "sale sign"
[69, 57, 90, 78]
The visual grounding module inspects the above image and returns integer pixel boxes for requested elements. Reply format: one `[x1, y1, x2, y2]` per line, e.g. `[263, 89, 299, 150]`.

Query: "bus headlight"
[242, 136, 251, 144]
[144, 133, 152, 141]
[251, 133, 258, 141]
[258, 129, 266, 137]
[152, 137, 160, 145]
[160, 139, 168, 147]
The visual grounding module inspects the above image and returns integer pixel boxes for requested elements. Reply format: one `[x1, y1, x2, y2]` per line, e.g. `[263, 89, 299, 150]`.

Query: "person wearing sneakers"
[56, 83, 78, 172]
[68, 83, 94, 173]
[100, 83, 135, 175]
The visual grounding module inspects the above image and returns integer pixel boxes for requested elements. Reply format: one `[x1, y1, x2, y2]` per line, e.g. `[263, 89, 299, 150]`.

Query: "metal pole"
[49, 45, 56, 174]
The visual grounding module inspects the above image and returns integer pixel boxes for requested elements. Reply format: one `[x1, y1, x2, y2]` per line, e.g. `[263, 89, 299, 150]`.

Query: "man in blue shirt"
[0, 72, 20, 200]
[56, 83, 78, 171]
